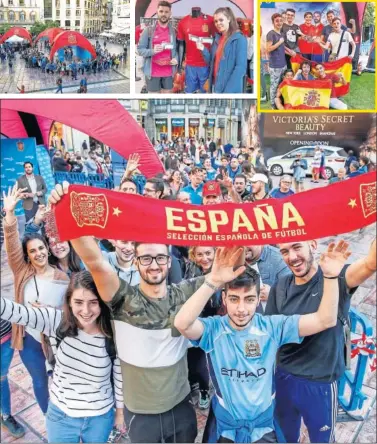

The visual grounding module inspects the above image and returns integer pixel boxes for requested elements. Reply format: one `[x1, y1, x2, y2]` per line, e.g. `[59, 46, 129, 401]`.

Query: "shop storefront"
[217, 118, 226, 144]
[189, 118, 200, 138]
[205, 118, 216, 139]
[155, 118, 168, 141]
[171, 118, 185, 139]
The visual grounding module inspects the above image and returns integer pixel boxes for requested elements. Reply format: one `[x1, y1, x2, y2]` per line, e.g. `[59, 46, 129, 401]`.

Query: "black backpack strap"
[336, 29, 346, 58]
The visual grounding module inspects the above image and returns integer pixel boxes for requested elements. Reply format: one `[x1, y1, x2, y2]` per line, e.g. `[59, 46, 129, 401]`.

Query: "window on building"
[66, 0, 70, 5]
[8, 10, 15, 21]
[0, 12, 3, 22]
[19, 11, 26, 21]
[76, 9, 81, 16]
[75, 20, 80, 26]
[65, 20, 70, 26]
[56, 0, 60, 8]
[67, 9, 71, 16]
[56, 9, 60, 17]
[19, 0, 25, 6]
[76, 0, 80, 6]
[30, 11, 36, 21]
[8, 0, 13, 5]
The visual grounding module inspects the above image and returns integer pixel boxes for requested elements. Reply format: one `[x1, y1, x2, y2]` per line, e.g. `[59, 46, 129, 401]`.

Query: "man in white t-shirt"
[318, 17, 355, 60]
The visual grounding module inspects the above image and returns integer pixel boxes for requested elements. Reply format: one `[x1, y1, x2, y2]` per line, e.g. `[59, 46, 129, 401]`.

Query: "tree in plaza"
[363, 2, 375, 28]
[0, 24, 11, 35]
[29, 21, 61, 37]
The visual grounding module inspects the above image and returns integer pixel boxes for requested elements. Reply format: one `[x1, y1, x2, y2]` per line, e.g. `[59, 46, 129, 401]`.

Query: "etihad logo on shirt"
[221, 367, 266, 382]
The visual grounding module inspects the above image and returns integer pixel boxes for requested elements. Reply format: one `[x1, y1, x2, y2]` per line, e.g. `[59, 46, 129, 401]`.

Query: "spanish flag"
[291, 54, 352, 97]
[279, 79, 332, 110]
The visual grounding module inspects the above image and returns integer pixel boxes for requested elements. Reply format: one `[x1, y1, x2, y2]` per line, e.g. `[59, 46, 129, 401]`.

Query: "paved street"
[0, 38, 130, 94]
[1, 177, 376, 443]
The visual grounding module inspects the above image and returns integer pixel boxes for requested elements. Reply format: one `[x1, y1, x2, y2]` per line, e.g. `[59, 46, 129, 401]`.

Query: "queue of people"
[1, 140, 376, 443]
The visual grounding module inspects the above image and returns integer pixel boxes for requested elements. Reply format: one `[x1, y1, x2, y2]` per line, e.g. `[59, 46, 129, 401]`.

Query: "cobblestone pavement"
[0, 38, 130, 94]
[1, 192, 375, 443]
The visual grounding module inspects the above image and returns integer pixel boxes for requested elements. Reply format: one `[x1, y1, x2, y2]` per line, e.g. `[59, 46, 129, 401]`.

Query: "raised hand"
[2, 184, 27, 213]
[217, 170, 233, 190]
[319, 240, 352, 278]
[208, 247, 246, 288]
[49, 181, 70, 205]
[126, 153, 141, 173]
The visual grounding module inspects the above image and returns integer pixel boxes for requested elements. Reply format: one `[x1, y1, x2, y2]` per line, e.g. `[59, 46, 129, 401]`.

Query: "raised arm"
[49, 182, 120, 302]
[298, 240, 351, 337]
[1, 296, 61, 337]
[174, 247, 245, 340]
[345, 239, 376, 289]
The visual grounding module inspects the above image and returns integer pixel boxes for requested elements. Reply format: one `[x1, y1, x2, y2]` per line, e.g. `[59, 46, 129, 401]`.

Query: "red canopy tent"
[34, 28, 65, 45]
[1, 100, 164, 178]
[50, 31, 96, 60]
[0, 27, 32, 44]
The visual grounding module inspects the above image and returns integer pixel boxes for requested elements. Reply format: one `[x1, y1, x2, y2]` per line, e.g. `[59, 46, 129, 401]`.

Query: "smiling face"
[332, 18, 342, 32]
[135, 244, 171, 285]
[286, 10, 295, 25]
[273, 16, 284, 30]
[279, 241, 316, 278]
[304, 13, 313, 25]
[193, 247, 215, 272]
[70, 288, 101, 329]
[302, 63, 311, 76]
[49, 240, 70, 260]
[313, 12, 321, 24]
[214, 12, 230, 34]
[223, 286, 259, 330]
[26, 239, 49, 269]
[113, 240, 135, 264]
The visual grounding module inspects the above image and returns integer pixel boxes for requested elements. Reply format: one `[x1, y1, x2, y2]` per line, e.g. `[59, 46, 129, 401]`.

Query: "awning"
[110, 26, 130, 35]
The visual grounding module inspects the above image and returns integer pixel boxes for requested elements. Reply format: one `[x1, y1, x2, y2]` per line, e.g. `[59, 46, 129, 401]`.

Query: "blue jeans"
[19, 332, 49, 414]
[46, 402, 115, 443]
[1, 338, 14, 415]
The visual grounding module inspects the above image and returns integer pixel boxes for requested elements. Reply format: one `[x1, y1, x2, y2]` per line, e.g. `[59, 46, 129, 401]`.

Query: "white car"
[267, 146, 347, 179]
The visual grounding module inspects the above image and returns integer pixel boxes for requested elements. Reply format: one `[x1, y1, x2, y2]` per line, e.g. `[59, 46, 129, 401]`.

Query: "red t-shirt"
[324, 73, 340, 97]
[135, 25, 142, 44]
[299, 23, 325, 55]
[214, 34, 227, 81]
[151, 23, 173, 77]
[177, 14, 216, 67]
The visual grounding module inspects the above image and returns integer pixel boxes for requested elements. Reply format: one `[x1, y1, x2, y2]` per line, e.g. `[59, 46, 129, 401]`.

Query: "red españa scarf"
[46, 172, 376, 247]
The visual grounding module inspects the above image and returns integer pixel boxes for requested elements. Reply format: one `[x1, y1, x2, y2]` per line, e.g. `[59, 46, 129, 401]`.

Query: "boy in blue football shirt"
[175, 243, 351, 443]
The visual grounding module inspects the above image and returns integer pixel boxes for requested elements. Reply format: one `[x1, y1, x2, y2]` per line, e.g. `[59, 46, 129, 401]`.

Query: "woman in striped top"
[1, 270, 124, 443]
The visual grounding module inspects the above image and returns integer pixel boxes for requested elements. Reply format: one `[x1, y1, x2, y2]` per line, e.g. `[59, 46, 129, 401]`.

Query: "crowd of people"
[1, 38, 127, 94]
[1, 135, 376, 444]
[265, 8, 357, 109]
[137, 1, 252, 94]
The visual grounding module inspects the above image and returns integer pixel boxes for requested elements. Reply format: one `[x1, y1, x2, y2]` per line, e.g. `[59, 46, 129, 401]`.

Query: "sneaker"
[1, 415, 25, 438]
[199, 391, 210, 410]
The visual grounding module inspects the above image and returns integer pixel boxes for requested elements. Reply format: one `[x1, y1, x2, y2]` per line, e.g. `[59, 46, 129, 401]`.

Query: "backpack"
[42, 327, 117, 386]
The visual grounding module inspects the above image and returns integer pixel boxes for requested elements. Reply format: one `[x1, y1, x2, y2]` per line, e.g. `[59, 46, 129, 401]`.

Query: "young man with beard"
[243, 174, 270, 202]
[233, 174, 250, 200]
[175, 242, 352, 443]
[49, 182, 247, 443]
[181, 167, 204, 204]
[137, 1, 178, 93]
[265, 239, 377, 443]
[17, 162, 47, 223]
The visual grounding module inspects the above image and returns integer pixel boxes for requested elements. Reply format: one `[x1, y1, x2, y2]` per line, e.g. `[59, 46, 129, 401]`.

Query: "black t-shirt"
[282, 23, 300, 50]
[265, 265, 357, 382]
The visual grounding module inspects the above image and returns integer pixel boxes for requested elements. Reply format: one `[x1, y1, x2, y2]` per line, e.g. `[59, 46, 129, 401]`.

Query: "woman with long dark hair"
[48, 239, 84, 276]
[197, 7, 247, 93]
[1, 271, 124, 443]
[2, 184, 69, 415]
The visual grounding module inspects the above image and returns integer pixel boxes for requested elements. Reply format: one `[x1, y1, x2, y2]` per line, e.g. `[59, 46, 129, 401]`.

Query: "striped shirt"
[1, 297, 123, 417]
[0, 319, 12, 341]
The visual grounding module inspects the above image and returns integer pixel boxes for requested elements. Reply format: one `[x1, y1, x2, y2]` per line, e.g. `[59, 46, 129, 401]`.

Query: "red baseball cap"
[203, 181, 221, 197]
